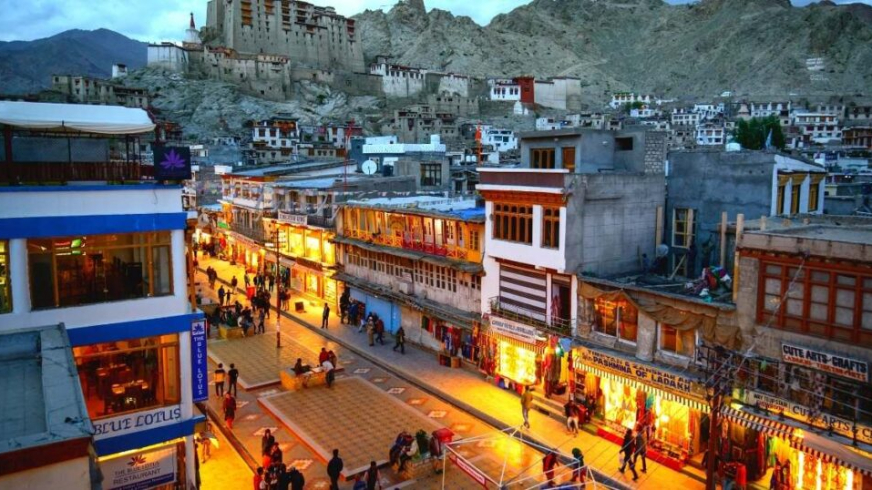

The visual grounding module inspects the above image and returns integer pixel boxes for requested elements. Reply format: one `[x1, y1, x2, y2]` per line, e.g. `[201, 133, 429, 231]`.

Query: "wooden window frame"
[561, 147, 576, 173]
[790, 183, 801, 215]
[421, 163, 442, 187]
[672, 208, 693, 248]
[493, 203, 533, 245]
[542, 207, 561, 249]
[531, 148, 556, 169]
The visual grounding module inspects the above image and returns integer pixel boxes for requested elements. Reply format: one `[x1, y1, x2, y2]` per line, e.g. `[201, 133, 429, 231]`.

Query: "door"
[562, 147, 576, 173]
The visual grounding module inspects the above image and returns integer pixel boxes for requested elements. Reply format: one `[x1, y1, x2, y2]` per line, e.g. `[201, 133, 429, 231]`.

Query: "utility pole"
[274, 226, 281, 349]
[701, 344, 733, 490]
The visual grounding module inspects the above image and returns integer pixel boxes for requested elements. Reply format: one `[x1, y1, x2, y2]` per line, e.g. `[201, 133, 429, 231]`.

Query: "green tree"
[733, 115, 785, 150]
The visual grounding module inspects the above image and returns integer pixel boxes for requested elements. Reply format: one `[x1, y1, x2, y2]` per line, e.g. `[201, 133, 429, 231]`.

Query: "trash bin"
[433, 428, 454, 444]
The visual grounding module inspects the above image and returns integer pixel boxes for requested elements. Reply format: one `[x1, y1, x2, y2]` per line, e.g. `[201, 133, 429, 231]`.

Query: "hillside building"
[50, 75, 149, 109]
[489, 77, 581, 111]
[695, 122, 725, 146]
[793, 112, 843, 144]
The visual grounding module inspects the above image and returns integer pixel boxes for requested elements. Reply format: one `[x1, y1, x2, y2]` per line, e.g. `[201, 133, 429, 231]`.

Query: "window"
[615, 137, 634, 151]
[777, 184, 786, 214]
[469, 230, 480, 252]
[790, 183, 801, 214]
[593, 299, 638, 343]
[73, 334, 180, 419]
[542, 207, 561, 249]
[493, 203, 533, 244]
[531, 148, 555, 169]
[758, 259, 872, 344]
[672, 208, 693, 248]
[28, 232, 173, 309]
[659, 324, 696, 357]
[561, 147, 576, 173]
[0, 241, 9, 313]
[808, 179, 820, 212]
[421, 163, 442, 187]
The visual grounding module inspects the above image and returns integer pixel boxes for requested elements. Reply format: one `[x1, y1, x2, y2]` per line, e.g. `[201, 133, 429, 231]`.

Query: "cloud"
[0, 0, 870, 42]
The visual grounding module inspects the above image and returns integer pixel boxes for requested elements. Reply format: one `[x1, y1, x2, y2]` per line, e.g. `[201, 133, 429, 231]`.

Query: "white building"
[481, 127, 518, 153]
[793, 112, 843, 144]
[489, 79, 522, 102]
[0, 102, 202, 488]
[671, 109, 700, 127]
[750, 101, 791, 118]
[693, 103, 724, 121]
[696, 122, 725, 146]
[369, 57, 427, 98]
[147, 42, 190, 72]
[609, 92, 654, 109]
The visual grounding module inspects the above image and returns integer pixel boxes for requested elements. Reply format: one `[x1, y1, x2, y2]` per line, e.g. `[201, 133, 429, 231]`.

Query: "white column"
[178, 329, 196, 486]
[570, 275, 579, 338]
[172, 230, 189, 307]
[185, 436, 196, 489]
[9, 238, 31, 315]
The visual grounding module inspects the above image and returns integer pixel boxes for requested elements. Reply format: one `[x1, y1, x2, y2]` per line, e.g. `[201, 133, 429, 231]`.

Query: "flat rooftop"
[345, 195, 485, 221]
[761, 225, 872, 245]
[0, 325, 92, 456]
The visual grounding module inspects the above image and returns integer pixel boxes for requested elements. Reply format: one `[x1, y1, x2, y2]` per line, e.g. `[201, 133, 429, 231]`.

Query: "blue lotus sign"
[153, 145, 192, 180]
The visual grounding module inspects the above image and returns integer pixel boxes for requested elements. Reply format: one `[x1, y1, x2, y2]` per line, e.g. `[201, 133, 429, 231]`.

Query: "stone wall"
[643, 131, 667, 175]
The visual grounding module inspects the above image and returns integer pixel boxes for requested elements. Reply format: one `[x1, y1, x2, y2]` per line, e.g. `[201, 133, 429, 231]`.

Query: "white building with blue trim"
[0, 102, 204, 489]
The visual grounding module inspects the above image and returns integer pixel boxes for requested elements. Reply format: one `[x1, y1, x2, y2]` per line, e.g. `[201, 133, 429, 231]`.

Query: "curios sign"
[781, 343, 869, 383]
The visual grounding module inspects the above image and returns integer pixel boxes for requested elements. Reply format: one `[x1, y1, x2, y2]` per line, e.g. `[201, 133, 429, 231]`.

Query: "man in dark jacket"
[392, 326, 406, 354]
[327, 448, 344, 490]
[287, 465, 305, 490]
[618, 428, 639, 481]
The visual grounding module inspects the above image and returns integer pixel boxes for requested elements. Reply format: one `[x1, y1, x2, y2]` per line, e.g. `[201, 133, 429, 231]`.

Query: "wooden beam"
[719, 211, 728, 268]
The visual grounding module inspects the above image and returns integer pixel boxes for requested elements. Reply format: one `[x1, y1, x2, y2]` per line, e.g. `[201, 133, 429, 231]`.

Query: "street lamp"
[274, 226, 282, 349]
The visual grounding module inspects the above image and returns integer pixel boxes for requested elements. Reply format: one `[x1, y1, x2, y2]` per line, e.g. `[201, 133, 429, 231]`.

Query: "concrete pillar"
[9, 239, 30, 315]
[636, 314, 656, 362]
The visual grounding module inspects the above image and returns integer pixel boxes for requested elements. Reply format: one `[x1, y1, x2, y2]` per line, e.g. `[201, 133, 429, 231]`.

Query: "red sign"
[449, 452, 488, 488]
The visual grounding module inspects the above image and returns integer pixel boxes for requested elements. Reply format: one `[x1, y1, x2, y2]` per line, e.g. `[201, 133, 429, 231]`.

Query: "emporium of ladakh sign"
[781, 343, 869, 382]
[102, 446, 177, 490]
[739, 389, 872, 446]
[576, 347, 705, 399]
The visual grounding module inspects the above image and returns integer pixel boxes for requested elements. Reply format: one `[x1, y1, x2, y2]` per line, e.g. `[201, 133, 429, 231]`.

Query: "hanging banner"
[101, 446, 177, 490]
[192, 318, 209, 402]
[781, 343, 869, 382]
[488, 314, 540, 343]
[574, 347, 705, 398]
[448, 451, 488, 487]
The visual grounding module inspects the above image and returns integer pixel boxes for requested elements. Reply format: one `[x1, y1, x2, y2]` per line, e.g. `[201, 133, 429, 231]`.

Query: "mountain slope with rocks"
[0, 29, 146, 94]
[355, 0, 872, 100]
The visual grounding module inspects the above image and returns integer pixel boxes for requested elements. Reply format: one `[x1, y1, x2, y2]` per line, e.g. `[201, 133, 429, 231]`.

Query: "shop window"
[542, 207, 561, 249]
[672, 208, 693, 248]
[421, 163, 442, 187]
[531, 148, 555, 169]
[28, 232, 173, 309]
[658, 324, 696, 358]
[0, 240, 9, 313]
[594, 299, 638, 343]
[758, 259, 872, 343]
[493, 203, 533, 244]
[73, 334, 180, 419]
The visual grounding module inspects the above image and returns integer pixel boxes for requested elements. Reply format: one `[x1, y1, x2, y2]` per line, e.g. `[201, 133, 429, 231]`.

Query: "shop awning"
[485, 331, 545, 354]
[581, 363, 710, 413]
[721, 405, 792, 439]
[790, 432, 872, 477]
[0, 101, 155, 134]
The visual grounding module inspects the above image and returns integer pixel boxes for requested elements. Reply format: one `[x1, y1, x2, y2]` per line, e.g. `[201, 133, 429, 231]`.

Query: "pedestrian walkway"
[197, 254, 705, 489]
[197, 412, 253, 490]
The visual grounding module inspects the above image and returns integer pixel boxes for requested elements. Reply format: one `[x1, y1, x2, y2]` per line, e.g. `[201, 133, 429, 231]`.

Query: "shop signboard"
[278, 211, 308, 226]
[488, 314, 540, 343]
[93, 404, 183, 440]
[191, 318, 208, 402]
[153, 145, 192, 181]
[102, 445, 177, 490]
[449, 451, 488, 487]
[738, 389, 872, 446]
[575, 347, 705, 399]
[781, 343, 868, 382]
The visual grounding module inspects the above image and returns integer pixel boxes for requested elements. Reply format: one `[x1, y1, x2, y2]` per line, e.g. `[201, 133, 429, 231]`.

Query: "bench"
[280, 368, 327, 391]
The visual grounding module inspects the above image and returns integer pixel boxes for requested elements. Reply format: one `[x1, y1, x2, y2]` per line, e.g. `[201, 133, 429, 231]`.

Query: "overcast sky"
[0, 0, 869, 43]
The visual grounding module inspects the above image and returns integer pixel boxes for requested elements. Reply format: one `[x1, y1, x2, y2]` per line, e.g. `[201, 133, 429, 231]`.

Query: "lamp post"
[705, 384, 722, 490]
[273, 226, 281, 349]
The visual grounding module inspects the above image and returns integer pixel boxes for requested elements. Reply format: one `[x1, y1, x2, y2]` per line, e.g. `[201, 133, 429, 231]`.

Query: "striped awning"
[721, 406, 793, 439]
[789, 437, 872, 477]
[579, 364, 709, 413]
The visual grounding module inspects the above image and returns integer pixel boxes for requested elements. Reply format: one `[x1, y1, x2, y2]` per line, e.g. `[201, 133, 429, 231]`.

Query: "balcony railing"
[347, 228, 478, 261]
[0, 161, 153, 184]
[229, 222, 267, 243]
[488, 296, 573, 337]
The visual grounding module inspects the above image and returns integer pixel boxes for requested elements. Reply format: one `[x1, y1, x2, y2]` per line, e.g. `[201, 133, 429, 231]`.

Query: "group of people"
[618, 427, 648, 481]
[541, 448, 587, 488]
[254, 430, 305, 490]
[215, 363, 240, 429]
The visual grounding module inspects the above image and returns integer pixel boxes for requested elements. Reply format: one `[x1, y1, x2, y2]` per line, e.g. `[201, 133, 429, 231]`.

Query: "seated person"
[239, 316, 251, 335]
[293, 358, 311, 375]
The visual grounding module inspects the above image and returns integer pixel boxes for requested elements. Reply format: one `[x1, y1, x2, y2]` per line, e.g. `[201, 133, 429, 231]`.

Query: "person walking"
[363, 461, 382, 490]
[218, 285, 226, 306]
[564, 397, 579, 435]
[570, 447, 586, 484]
[542, 450, 559, 488]
[257, 308, 266, 335]
[618, 428, 639, 481]
[327, 449, 344, 490]
[366, 318, 375, 346]
[244, 273, 251, 288]
[214, 363, 226, 398]
[322, 303, 330, 329]
[322, 357, 335, 388]
[339, 290, 350, 324]
[268, 274, 275, 292]
[521, 386, 534, 429]
[375, 318, 385, 345]
[392, 326, 406, 354]
[634, 427, 648, 473]
[228, 363, 239, 396]
[261, 429, 275, 458]
[231, 275, 238, 292]
[223, 392, 236, 429]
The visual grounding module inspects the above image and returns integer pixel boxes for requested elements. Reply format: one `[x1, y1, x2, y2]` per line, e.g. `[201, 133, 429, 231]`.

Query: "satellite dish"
[362, 160, 378, 175]
[656, 244, 669, 258]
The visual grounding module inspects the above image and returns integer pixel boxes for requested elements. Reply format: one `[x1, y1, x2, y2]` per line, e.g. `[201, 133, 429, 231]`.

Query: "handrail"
[486, 296, 575, 337]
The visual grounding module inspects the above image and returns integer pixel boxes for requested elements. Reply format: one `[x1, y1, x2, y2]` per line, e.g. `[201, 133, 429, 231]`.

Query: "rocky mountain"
[355, 0, 872, 100]
[0, 29, 146, 95]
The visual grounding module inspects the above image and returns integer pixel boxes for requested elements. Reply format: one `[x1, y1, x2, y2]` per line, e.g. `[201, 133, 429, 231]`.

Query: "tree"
[733, 115, 785, 150]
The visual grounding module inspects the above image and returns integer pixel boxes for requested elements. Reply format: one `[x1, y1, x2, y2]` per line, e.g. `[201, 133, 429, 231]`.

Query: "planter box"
[219, 325, 245, 340]
[280, 368, 327, 391]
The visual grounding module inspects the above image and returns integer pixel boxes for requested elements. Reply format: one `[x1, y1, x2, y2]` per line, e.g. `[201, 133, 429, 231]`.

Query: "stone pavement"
[208, 333, 322, 389]
[198, 255, 706, 489]
[197, 410, 253, 490]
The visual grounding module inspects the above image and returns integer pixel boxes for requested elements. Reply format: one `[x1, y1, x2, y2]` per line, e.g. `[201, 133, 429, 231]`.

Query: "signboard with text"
[102, 446, 177, 490]
[488, 315, 541, 343]
[449, 452, 488, 487]
[153, 145, 192, 181]
[93, 404, 183, 440]
[192, 318, 209, 402]
[781, 343, 868, 382]
[738, 389, 872, 446]
[575, 347, 705, 398]
[277, 211, 308, 226]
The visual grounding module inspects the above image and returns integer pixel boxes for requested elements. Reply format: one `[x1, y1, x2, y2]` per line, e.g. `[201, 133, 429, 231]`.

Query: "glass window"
[28, 232, 173, 309]
[542, 207, 561, 249]
[672, 208, 693, 248]
[0, 240, 9, 313]
[73, 334, 180, 420]
[421, 163, 442, 187]
[493, 203, 533, 244]
[531, 148, 555, 169]
[659, 324, 696, 357]
[594, 299, 637, 342]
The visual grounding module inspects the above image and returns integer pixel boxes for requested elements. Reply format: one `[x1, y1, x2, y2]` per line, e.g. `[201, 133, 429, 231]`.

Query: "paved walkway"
[197, 409, 253, 490]
[197, 255, 707, 489]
